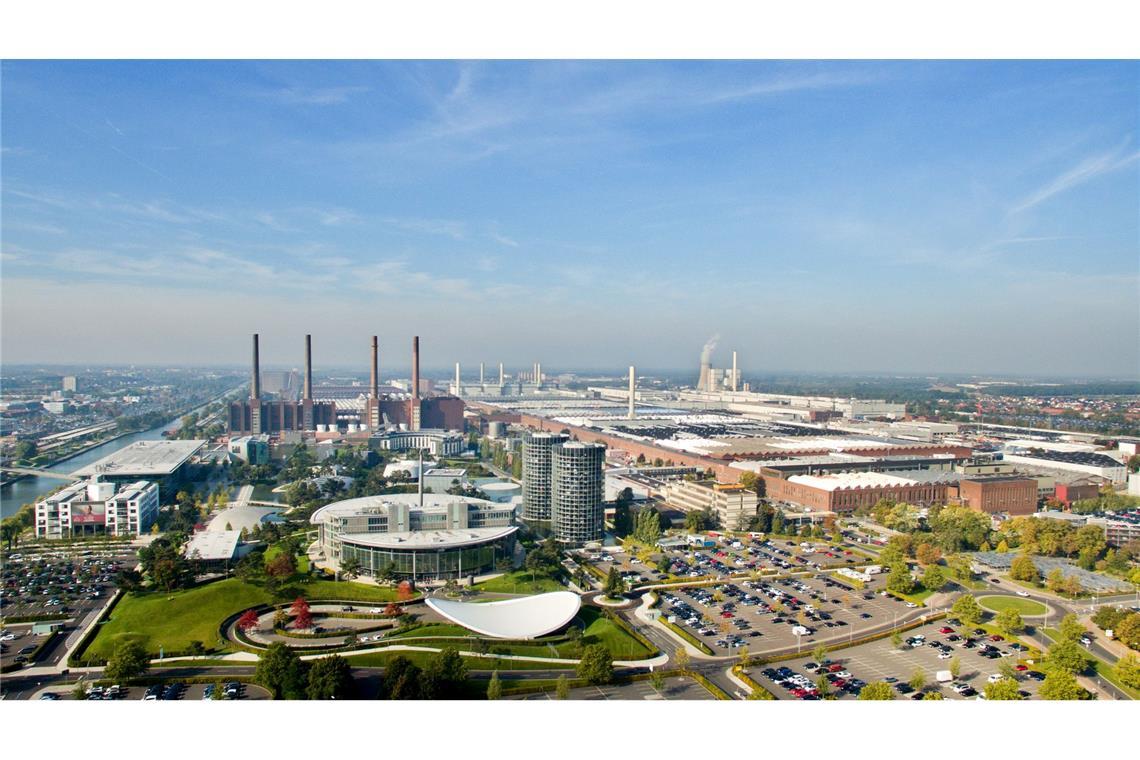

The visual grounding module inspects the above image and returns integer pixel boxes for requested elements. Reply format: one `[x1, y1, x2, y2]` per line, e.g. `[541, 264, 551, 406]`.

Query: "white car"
[951, 682, 970, 694]
[905, 602, 918, 608]
[938, 652, 952, 660]
[987, 674, 1004, 683]
[369, 608, 384, 614]
[0, 633, 16, 642]
[1016, 591, 1030, 597]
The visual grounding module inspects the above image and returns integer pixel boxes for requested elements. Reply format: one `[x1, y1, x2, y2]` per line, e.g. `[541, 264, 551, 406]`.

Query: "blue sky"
[2, 60, 1137, 376]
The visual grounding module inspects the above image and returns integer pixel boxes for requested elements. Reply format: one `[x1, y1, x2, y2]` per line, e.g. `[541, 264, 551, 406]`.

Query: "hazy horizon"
[3, 60, 1138, 376]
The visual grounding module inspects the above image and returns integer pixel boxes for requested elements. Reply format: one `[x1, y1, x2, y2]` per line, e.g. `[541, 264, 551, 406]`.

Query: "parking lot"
[657, 566, 919, 655]
[508, 675, 717, 701]
[583, 535, 872, 587]
[2, 547, 134, 619]
[34, 681, 271, 701]
[757, 619, 1046, 700]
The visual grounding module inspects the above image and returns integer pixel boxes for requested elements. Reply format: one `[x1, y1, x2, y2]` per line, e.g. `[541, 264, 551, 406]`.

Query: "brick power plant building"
[229, 334, 463, 435]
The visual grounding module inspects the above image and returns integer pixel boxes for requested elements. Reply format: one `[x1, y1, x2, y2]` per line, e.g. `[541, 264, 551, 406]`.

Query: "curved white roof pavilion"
[426, 591, 581, 640]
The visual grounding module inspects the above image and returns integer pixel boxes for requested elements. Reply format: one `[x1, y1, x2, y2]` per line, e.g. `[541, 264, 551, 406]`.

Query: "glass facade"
[338, 532, 516, 582]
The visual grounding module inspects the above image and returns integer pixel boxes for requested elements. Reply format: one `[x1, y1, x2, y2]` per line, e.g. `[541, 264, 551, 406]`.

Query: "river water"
[0, 417, 182, 518]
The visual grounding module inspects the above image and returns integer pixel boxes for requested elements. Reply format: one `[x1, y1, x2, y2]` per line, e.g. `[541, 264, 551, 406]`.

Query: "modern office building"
[661, 479, 759, 529]
[228, 435, 270, 464]
[61, 375, 78, 393]
[310, 493, 517, 581]
[370, 429, 466, 457]
[35, 479, 159, 539]
[550, 441, 605, 543]
[522, 431, 569, 522]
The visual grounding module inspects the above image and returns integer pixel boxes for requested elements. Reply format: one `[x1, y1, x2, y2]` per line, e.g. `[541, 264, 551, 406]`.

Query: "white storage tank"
[481, 480, 521, 503]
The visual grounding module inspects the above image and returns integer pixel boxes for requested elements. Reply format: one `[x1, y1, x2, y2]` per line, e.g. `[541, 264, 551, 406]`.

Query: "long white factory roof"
[74, 439, 206, 477]
[309, 492, 498, 523]
[787, 470, 960, 491]
[426, 590, 581, 640]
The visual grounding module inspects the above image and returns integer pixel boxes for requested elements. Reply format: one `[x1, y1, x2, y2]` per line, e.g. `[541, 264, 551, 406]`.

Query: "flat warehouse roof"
[74, 439, 206, 477]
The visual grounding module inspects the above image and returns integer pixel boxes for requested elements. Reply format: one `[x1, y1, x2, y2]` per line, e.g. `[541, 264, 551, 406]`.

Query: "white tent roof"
[425, 590, 581, 640]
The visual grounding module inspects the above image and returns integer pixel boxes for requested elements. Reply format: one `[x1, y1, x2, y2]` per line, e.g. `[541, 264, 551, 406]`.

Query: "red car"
[828, 664, 844, 672]
[1015, 664, 1028, 671]
[938, 627, 954, 634]
[833, 678, 848, 688]
[990, 634, 1004, 642]
[721, 612, 734, 618]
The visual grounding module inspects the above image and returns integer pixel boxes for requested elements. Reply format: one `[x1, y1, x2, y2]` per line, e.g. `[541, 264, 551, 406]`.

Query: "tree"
[397, 580, 415, 601]
[291, 597, 313, 630]
[886, 563, 916, 595]
[995, 608, 1024, 636]
[1039, 669, 1088, 700]
[237, 609, 260, 633]
[555, 673, 570, 700]
[1, 521, 22, 551]
[486, 670, 502, 701]
[1114, 613, 1140, 649]
[856, 682, 894, 700]
[383, 656, 423, 699]
[949, 655, 961, 680]
[1045, 639, 1091, 675]
[1092, 606, 1128, 632]
[915, 543, 942, 566]
[1115, 653, 1140, 690]
[1058, 613, 1085, 643]
[422, 648, 468, 699]
[674, 647, 690, 672]
[923, 691, 944, 700]
[272, 608, 288, 629]
[891, 630, 904, 650]
[1045, 567, 1066, 593]
[1010, 553, 1040, 583]
[816, 674, 833, 700]
[105, 640, 149, 682]
[921, 565, 946, 592]
[908, 669, 926, 693]
[306, 654, 354, 699]
[339, 556, 362, 580]
[984, 678, 1023, 700]
[577, 644, 614, 685]
[951, 594, 983, 625]
[603, 566, 624, 599]
[650, 670, 666, 694]
[266, 552, 297, 581]
[256, 642, 308, 699]
[115, 568, 144, 592]
[812, 643, 828, 664]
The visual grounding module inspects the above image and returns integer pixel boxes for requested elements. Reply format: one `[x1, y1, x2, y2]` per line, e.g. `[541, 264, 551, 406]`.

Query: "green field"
[886, 587, 935, 606]
[475, 568, 566, 594]
[977, 595, 1048, 616]
[83, 577, 402, 660]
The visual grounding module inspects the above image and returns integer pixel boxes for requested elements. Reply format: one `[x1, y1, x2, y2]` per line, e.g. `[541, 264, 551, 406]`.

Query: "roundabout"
[976, 595, 1049, 616]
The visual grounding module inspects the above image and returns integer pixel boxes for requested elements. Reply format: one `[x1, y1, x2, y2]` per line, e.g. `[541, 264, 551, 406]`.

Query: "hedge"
[732, 664, 777, 699]
[0, 612, 71, 624]
[67, 590, 124, 667]
[658, 618, 714, 655]
[687, 670, 731, 700]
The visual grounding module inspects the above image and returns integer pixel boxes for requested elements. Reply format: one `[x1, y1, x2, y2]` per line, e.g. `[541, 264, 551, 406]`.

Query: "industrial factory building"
[228, 333, 464, 435]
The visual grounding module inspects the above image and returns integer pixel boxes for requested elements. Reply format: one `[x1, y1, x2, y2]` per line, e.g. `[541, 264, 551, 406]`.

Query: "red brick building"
[956, 476, 1038, 516]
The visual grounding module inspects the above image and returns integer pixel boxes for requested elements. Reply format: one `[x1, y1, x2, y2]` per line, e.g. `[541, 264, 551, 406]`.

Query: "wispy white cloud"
[381, 216, 467, 240]
[487, 231, 518, 248]
[260, 85, 370, 106]
[1010, 141, 1140, 215]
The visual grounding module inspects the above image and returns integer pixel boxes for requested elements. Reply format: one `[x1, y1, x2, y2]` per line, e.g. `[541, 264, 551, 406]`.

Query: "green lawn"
[576, 606, 654, 660]
[474, 568, 566, 594]
[263, 544, 310, 574]
[977, 595, 1048, 616]
[83, 577, 401, 660]
[886, 586, 935, 606]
